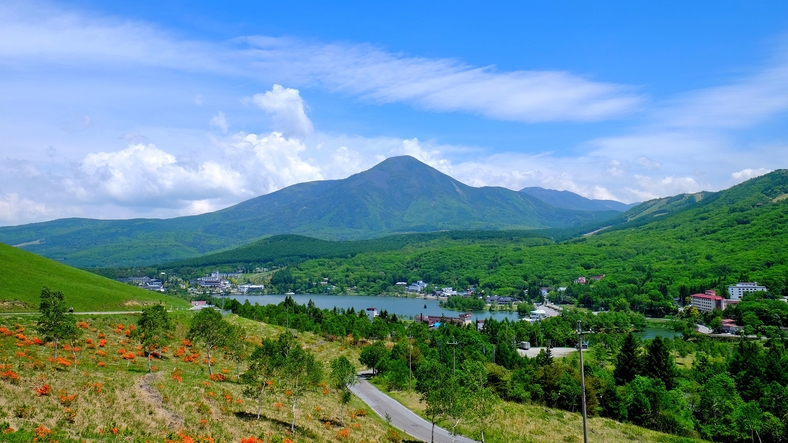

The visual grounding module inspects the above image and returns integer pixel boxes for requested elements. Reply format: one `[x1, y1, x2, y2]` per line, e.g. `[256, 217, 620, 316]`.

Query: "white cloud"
[210, 111, 228, 133]
[0, 3, 643, 124]
[731, 167, 771, 183]
[658, 58, 788, 129]
[626, 175, 704, 202]
[244, 85, 313, 137]
[244, 37, 644, 122]
[223, 132, 322, 194]
[194, 94, 203, 106]
[0, 193, 51, 225]
[76, 144, 244, 206]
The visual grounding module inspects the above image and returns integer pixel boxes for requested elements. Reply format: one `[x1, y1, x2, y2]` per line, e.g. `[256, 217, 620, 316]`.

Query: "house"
[690, 290, 724, 312]
[720, 319, 741, 334]
[407, 281, 428, 293]
[574, 277, 587, 284]
[366, 307, 378, 322]
[530, 309, 547, 321]
[486, 296, 514, 304]
[540, 287, 549, 297]
[728, 282, 768, 300]
[416, 313, 472, 328]
[189, 301, 212, 310]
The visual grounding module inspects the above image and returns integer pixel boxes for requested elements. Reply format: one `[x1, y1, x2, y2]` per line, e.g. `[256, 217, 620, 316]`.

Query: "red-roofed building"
[690, 291, 723, 312]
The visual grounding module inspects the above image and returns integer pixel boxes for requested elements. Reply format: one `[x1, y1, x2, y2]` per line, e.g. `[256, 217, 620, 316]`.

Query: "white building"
[728, 282, 768, 300]
[530, 309, 547, 321]
[690, 291, 724, 312]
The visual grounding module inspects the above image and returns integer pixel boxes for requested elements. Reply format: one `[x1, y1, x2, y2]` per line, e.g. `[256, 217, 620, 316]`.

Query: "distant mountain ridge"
[519, 187, 638, 212]
[0, 156, 622, 268]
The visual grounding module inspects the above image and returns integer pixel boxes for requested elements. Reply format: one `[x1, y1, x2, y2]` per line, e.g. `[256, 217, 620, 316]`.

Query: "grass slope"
[0, 312, 700, 443]
[381, 388, 706, 443]
[0, 243, 187, 312]
[0, 313, 405, 443]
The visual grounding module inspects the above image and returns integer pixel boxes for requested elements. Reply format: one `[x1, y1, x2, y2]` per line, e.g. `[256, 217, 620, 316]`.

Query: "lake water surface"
[225, 294, 520, 322]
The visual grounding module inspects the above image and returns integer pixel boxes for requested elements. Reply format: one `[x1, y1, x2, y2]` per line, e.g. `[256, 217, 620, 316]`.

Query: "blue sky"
[1, 1, 788, 225]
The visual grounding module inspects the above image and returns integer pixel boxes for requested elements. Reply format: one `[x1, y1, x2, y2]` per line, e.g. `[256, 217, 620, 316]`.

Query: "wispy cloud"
[0, 2, 644, 124]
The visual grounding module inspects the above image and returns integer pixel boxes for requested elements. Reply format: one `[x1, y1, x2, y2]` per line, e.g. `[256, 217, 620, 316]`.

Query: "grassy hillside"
[0, 312, 705, 443]
[0, 242, 187, 312]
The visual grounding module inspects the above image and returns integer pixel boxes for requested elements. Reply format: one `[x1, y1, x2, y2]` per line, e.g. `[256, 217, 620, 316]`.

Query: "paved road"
[350, 373, 478, 443]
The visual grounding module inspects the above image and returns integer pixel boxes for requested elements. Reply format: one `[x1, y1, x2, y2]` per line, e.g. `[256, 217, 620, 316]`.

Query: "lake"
[634, 326, 682, 340]
[224, 294, 521, 322]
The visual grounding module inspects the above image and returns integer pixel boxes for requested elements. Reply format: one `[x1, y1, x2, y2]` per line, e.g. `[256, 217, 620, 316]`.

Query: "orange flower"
[208, 373, 225, 382]
[35, 384, 51, 396]
[98, 362, 106, 367]
[34, 425, 52, 438]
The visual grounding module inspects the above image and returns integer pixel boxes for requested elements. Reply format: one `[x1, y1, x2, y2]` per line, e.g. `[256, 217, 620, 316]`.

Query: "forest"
[226, 296, 788, 442]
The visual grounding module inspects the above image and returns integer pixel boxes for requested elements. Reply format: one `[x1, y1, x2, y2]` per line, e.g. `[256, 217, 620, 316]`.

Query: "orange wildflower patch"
[58, 392, 77, 406]
[240, 438, 264, 443]
[34, 425, 52, 438]
[172, 368, 183, 383]
[209, 373, 225, 382]
[1, 369, 20, 384]
[98, 339, 107, 347]
[76, 321, 90, 329]
[337, 428, 351, 439]
[35, 384, 51, 396]
[0, 327, 12, 336]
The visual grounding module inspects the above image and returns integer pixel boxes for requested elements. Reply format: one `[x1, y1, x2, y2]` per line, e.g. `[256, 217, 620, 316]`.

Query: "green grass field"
[0, 243, 188, 312]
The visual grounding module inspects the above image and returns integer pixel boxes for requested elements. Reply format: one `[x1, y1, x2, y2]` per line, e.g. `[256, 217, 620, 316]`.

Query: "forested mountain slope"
[258, 170, 788, 314]
[0, 156, 620, 268]
[519, 186, 638, 211]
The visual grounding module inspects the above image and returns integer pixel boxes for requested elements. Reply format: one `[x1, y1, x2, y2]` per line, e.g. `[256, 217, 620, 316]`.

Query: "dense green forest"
[256, 171, 788, 317]
[228, 295, 788, 442]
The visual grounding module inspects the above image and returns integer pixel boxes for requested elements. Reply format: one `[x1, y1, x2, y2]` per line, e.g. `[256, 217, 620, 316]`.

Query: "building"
[530, 309, 547, 320]
[407, 280, 427, 293]
[416, 313, 472, 328]
[720, 319, 741, 334]
[366, 307, 378, 322]
[690, 290, 724, 312]
[728, 282, 768, 300]
[574, 276, 587, 284]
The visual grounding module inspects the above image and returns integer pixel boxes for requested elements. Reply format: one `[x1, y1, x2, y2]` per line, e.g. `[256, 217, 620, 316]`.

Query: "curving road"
[350, 373, 478, 443]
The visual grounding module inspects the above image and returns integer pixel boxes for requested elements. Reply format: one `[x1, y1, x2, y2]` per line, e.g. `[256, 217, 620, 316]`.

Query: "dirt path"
[138, 372, 185, 429]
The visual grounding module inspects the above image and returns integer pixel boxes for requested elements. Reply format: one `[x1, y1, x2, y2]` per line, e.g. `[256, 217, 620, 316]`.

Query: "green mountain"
[239, 169, 788, 306]
[519, 187, 638, 212]
[0, 156, 621, 268]
[0, 242, 187, 311]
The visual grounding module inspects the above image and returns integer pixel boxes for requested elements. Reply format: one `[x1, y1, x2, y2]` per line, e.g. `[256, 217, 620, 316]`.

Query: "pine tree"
[614, 332, 641, 385]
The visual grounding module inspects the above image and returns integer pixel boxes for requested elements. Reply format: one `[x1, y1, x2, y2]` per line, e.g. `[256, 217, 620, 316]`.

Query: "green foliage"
[37, 287, 79, 359]
[134, 304, 173, 372]
[330, 355, 358, 425]
[187, 308, 232, 375]
[444, 296, 487, 311]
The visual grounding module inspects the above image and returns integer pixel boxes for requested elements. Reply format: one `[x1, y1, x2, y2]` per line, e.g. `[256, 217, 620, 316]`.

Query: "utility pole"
[577, 320, 590, 443]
